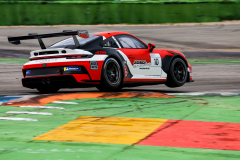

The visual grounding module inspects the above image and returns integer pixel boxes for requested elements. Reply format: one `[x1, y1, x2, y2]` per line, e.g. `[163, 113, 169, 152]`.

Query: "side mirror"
[148, 43, 155, 52]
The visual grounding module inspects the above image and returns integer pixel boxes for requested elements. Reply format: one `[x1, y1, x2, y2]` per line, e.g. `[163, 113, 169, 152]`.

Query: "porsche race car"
[8, 30, 193, 93]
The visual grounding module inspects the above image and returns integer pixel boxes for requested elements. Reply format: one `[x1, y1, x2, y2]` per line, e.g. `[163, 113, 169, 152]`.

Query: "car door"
[114, 34, 161, 79]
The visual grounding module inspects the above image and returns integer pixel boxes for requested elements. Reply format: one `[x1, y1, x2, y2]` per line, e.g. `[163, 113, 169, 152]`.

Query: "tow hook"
[57, 68, 63, 74]
[42, 78, 51, 84]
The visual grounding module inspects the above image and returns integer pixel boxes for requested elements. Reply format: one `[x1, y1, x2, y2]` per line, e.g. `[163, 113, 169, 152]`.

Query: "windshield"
[48, 35, 100, 49]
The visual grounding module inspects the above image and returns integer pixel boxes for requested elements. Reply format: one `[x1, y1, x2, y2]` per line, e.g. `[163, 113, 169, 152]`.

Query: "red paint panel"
[137, 120, 240, 150]
[72, 74, 90, 82]
[122, 48, 151, 65]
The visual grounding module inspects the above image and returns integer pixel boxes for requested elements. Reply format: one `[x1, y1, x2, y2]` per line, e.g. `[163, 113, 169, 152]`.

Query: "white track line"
[20, 105, 65, 109]
[0, 117, 38, 121]
[6, 111, 53, 115]
[5, 95, 38, 105]
[51, 101, 78, 104]
[167, 92, 240, 96]
[4, 96, 22, 97]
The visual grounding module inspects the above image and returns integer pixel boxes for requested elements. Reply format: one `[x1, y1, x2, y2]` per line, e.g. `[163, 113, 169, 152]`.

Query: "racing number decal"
[154, 58, 159, 65]
[150, 53, 161, 67]
[95, 51, 106, 55]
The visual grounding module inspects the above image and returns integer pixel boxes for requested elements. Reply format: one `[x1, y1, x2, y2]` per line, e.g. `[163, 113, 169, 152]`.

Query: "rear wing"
[8, 30, 89, 49]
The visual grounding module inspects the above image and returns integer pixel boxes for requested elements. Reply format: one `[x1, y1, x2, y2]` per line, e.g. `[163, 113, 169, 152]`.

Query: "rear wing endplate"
[8, 30, 89, 49]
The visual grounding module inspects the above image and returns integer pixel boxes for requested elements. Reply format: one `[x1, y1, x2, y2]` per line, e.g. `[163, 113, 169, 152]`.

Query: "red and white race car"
[8, 30, 193, 93]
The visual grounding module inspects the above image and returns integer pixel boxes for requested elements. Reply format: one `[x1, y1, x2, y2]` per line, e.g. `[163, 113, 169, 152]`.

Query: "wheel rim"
[173, 61, 186, 82]
[105, 60, 120, 84]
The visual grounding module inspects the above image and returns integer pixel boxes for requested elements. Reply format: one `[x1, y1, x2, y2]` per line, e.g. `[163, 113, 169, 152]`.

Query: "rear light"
[66, 55, 87, 59]
[22, 70, 26, 77]
[29, 55, 90, 61]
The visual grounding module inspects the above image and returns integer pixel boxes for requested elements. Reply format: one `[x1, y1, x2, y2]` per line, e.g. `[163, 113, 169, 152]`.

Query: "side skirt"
[123, 81, 166, 87]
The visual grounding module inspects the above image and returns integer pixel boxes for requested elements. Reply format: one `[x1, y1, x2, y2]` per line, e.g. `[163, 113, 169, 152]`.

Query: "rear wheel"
[96, 58, 123, 92]
[37, 86, 60, 94]
[165, 58, 187, 88]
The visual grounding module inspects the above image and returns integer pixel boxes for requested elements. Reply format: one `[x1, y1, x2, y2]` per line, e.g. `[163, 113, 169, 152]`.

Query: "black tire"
[37, 86, 60, 94]
[165, 58, 187, 88]
[96, 58, 123, 92]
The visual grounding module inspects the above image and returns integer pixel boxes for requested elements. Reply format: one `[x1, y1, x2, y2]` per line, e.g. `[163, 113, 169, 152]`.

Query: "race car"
[8, 30, 193, 93]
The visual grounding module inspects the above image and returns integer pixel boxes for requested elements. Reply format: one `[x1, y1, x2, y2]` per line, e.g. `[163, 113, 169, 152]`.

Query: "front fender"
[161, 50, 188, 74]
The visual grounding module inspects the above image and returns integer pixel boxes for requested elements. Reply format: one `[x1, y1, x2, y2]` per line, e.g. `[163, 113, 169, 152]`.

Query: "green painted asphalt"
[0, 58, 28, 64]
[187, 59, 240, 64]
[0, 95, 240, 159]
[0, 142, 240, 160]
[1, 58, 240, 64]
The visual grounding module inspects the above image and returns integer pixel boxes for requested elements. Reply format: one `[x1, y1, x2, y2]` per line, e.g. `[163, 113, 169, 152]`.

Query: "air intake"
[39, 51, 59, 55]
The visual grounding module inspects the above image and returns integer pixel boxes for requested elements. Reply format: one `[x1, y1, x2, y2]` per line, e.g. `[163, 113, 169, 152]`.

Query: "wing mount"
[8, 30, 89, 49]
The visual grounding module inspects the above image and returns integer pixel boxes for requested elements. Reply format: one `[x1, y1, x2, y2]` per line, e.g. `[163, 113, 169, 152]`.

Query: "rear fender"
[87, 48, 126, 80]
[106, 52, 126, 80]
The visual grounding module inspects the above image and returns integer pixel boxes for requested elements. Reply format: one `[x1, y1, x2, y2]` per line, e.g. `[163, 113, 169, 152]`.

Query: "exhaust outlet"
[46, 78, 51, 84]
[42, 79, 46, 84]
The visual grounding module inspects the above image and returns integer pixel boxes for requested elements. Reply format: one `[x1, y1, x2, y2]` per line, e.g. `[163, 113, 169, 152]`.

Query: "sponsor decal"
[124, 66, 128, 78]
[133, 58, 160, 68]
[78, 30, 89, 39]
[134, 61, 147, 65]
[95, 51, 106, 55]
[26, 70, 31, 75]
[133, 60, 150, 68]
[90, 61, 98, 70]
[64, 67, 81, 71]
[35, 59, 58, 63]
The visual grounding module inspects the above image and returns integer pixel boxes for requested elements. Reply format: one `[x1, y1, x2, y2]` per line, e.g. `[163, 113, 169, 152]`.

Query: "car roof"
[92, 31, 135, 39]
[92, 31, 147, 45]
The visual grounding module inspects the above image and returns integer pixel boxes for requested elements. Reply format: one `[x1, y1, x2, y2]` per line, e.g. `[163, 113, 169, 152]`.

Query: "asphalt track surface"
[0, 24, 240, 95]
[1, 24, 240, 160]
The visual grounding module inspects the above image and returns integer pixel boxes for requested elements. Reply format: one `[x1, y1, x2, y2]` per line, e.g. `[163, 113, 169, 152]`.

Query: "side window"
[115, 35, 147, 49]
[100, 37, 118, 48]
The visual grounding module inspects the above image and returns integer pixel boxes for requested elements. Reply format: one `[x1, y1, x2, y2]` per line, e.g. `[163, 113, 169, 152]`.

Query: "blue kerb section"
[0, 97, 21, 102]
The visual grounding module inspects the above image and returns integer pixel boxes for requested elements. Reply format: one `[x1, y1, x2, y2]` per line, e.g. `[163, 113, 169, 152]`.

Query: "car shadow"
[25, 87, 191, 95]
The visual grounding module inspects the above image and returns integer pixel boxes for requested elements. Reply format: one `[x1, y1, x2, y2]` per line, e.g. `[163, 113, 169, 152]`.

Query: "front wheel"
[165, 58, 187, 88]
[96, 58, 123, 92]
[37, 86, 60, 94]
